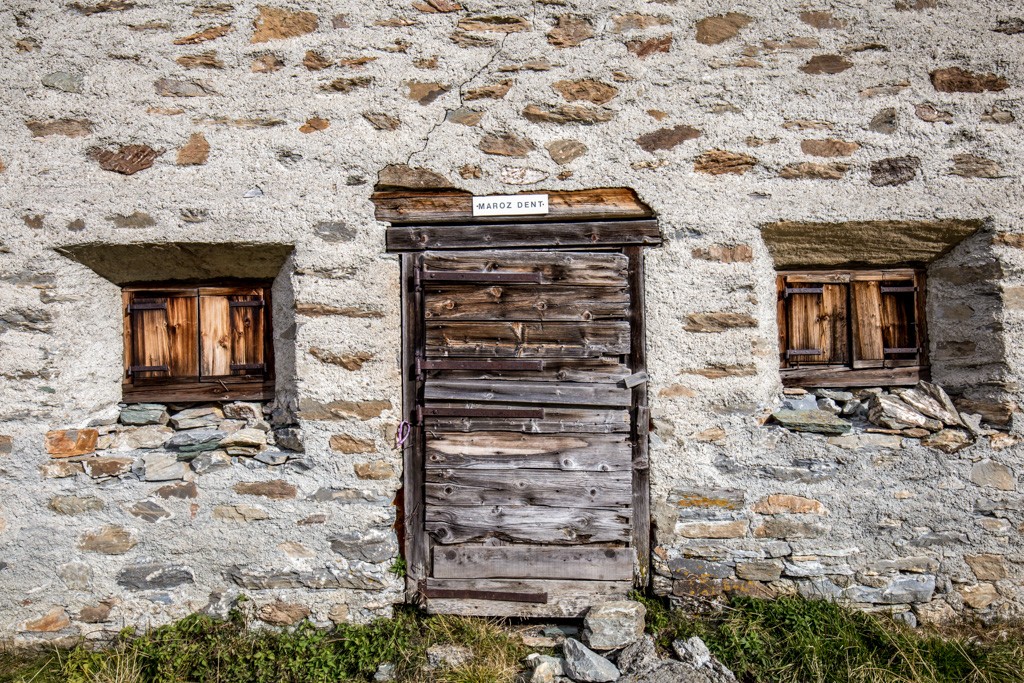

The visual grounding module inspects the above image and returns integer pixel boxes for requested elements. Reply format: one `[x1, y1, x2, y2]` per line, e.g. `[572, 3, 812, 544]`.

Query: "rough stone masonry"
[1, 0, 1023, 642]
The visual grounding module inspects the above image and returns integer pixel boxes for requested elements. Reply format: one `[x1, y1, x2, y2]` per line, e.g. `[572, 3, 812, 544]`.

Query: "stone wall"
[1, 0, 1023, 641]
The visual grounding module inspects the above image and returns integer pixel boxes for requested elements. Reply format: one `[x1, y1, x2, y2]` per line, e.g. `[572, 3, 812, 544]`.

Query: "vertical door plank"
[626, 246, 650, 588]
[402, 253, 428, 599]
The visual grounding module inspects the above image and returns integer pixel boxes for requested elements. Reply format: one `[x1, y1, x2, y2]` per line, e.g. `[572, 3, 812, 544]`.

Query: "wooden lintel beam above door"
[373, 187, 654, 225]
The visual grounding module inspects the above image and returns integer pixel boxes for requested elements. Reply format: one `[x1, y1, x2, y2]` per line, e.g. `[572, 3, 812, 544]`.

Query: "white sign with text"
[472, 194, 550, 217]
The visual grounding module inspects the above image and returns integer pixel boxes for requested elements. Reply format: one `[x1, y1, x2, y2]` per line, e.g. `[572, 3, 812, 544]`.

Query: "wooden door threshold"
[421, 578, 631, 618]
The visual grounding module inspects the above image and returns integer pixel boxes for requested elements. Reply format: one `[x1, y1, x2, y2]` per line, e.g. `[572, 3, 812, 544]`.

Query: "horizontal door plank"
[422, 251, 628, 286]
[424, 578, 632, 617]
[433, 546, 634, 581]
[426, 505, 632, 544]
[424, 379, 632, 407]
[426, 407, 631, 434]
[375, 188, 654, 225]
[424, 285, 629, 321]
[427, 357, 632, 384]
[387, 220, 661, 251]
[426, 469, 632, 507]
[426, 432, 631, 470]
[427, 321, 630, 358]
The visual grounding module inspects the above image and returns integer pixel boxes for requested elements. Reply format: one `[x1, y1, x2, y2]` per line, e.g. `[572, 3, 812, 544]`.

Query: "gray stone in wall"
[58, 562, 93, 590]
[254, 450, 289, 465]
[169, 406, 224, 430]
[228, 566, 386, 590]
[120, 404, 169, 426]
[309, 487, 391, 506]
[330, 530, 398, 563]
[41, 71, 83, 93]
[845, 575, 935, 604]
[669, 558, 734, 579]
[117, 563, 195, 591]
[142, 453, 188, 481]
[798, 578, 844, 600]
[222, 402, 263, 421]
[763, 459, 839, 483]
[736, 560, 783, 581]
[771, 409, 851, 435]
[191, 451, 232, 474]
[910, 531, 969, 547]
[167, 429, 227, 452]
[274, 427, 304, 452]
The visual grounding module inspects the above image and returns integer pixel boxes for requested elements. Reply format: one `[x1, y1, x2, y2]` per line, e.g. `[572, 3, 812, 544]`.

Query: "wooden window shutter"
[199, 287, 267, 378]
[852, 274, 920, 368]
[125, 290, 199, 380]
[780, 276, 848, 366]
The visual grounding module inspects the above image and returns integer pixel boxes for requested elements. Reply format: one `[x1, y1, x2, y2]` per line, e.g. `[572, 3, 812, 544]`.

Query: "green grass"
[4, 595, 1022, 683]
[0, 605, 527, 683]
[634, 592, 1024, 683]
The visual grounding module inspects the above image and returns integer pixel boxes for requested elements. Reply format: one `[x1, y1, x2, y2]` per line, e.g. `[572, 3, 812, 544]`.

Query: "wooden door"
[401, 249, 650, 617]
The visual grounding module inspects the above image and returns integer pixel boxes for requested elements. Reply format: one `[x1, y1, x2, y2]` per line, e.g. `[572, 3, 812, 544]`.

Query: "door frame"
[378, 188, 660, 606]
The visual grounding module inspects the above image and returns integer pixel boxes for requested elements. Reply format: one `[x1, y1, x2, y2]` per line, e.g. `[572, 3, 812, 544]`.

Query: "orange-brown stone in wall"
[45, 429, 98, 458]
[552, 79, 618, 105]
[174, 24, 232, 45]
[329, 434, 375, 453]
[931, 67, 1009, 93]
[626, 35, 672, 58]
[694, 149, 758, 175]
[234, 480, 298, 499]
[547, 15, 593, 47]
[21, 607, 70, 633]
[695, 13, 751, 44]
[176, 133, 210, 165]
[251, 6, 318, 43]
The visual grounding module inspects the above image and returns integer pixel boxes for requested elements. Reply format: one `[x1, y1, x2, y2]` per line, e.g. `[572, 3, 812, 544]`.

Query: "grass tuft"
[635, 593, 1024, 683]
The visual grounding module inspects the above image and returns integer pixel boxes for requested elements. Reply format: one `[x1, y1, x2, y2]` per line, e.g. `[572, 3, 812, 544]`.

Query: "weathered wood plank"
[432, 546, 634, 581]
[426, 505, 632, 544]
[426, 407, 631, 434]
[424, 380, 632, 407]
[781, 365, 925, 387]
[375, 188, 653, 225]
[402, 253, 428, 596]
[387, 220, 662, 251]
[424, 578, 632, 617]
[129, 292, 200, 379]
[426, 358, 632, 384]
[424, 285, 629, 321]
[121, 379, 274, 402]
[626, 245, 650, 588]
[426, 321, 630, 357]
[852, 281, 884, 361]
[425, 432, 631, 470]
[425, 469, 632, 507]
[422, 251, 629, 286]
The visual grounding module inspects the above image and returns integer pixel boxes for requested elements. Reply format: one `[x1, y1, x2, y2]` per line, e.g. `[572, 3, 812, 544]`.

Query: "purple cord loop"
[396, 420, 412, 448]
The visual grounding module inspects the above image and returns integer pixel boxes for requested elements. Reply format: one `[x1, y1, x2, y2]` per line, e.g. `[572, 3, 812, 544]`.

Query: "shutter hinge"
[230, 362, 266, 371]
[127, 364, 169, 376]
[127, 301, 167, 313]
[783, 286, 824, 298]
[229, 300, 265, 308]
